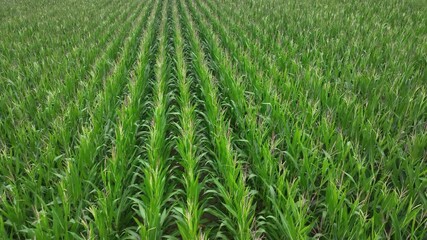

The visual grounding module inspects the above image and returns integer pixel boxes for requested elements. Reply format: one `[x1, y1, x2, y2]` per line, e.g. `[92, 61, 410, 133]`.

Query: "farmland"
[0, 0, 426, 238]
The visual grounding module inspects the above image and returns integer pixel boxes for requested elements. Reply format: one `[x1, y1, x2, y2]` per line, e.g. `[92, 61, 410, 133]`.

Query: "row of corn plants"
[192, 1, 370, 238]
[186, 0, 312, 238]
[179, 0, 259, 238]
[46, 1, 157, 237]
[88, 0, 162, 238]
[130, 1, 177, 238]
[171, 1, 207, 239]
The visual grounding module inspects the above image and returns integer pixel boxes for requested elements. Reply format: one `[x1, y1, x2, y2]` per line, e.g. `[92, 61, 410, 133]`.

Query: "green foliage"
[0, 0, 426, 239]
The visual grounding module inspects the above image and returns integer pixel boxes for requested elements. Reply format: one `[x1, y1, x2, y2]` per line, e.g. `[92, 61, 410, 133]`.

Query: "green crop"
[1, 0, 426, 239]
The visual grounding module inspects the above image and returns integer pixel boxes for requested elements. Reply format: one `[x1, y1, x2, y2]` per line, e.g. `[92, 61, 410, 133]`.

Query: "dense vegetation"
[0, 0, 426, 239]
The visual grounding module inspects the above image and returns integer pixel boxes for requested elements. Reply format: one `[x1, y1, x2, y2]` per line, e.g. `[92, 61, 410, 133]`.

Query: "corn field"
[0, 0, 426, 239]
